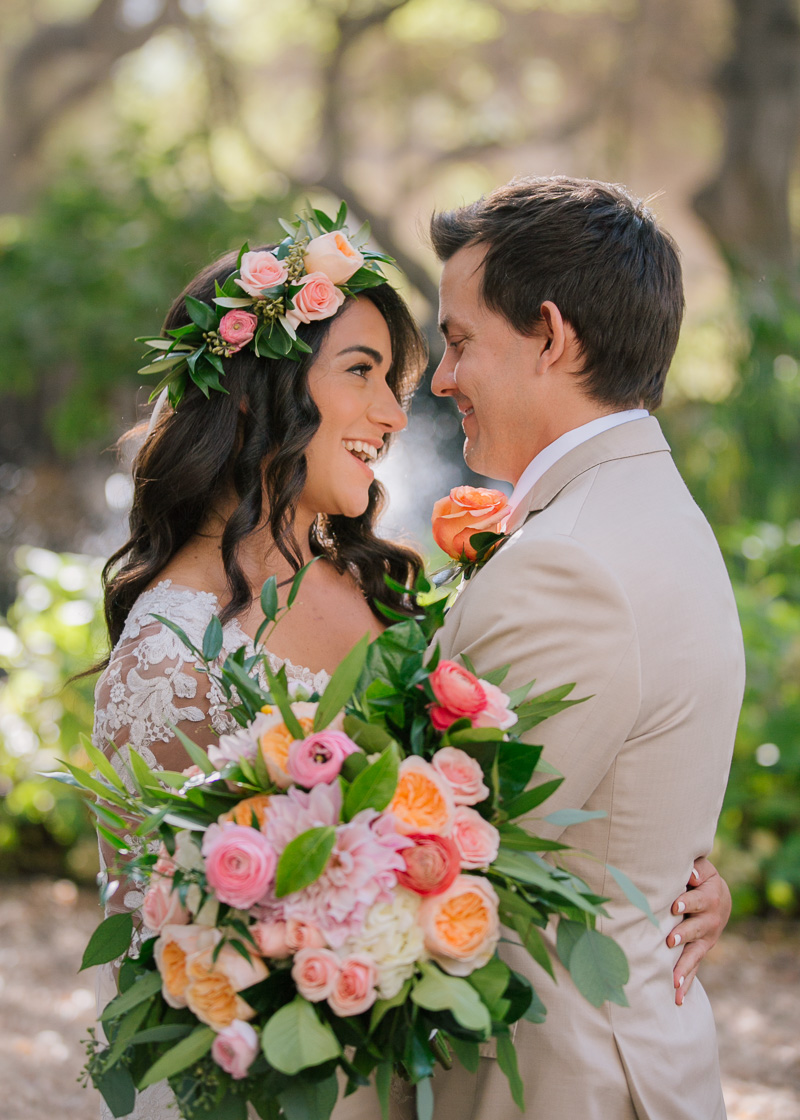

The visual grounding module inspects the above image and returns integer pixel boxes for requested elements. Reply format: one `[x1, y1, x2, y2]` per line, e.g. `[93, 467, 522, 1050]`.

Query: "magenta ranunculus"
[201, 823, 277, 909]
[218, 309, 258, 349]
[287, 730, 360, 787]
[211, 1019, 260, 1079]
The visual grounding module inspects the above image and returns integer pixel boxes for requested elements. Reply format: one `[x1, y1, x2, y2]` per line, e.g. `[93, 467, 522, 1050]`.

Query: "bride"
[90, 211, 729, 1119]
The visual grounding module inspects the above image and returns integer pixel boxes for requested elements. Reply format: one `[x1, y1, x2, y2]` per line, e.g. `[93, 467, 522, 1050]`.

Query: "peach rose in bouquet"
[418, 874, 500, 976]
[431, 485, 511, 563]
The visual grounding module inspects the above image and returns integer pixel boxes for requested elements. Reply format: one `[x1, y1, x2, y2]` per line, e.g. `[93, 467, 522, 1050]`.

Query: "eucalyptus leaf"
[543, 808, 606, 828]
[565, 926, 630, 1009]
[260, 576, 279, 623]
[261, 997, 342, 1074]
[202, 616, 224, 661]
[606, 864, 659, 926]
[416, 1079, 434, 1120]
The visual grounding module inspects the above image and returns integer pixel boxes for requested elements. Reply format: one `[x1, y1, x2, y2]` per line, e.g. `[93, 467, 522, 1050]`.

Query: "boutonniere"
[431, 485, 512, 584]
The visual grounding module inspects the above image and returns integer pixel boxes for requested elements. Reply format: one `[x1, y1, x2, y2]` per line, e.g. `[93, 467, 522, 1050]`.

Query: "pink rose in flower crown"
[142, 876, 189, 933]
[429, 660, 488, 731]
[304, 231, 365, 284]
[431, 485, 511, 563]
[235, 250, 288, 296]
[285, 272, 346, 329]
[327, 954, 377, 1017]
[432, 747, 490, 805]
[218, 309, 258, 349]
[201, 822, 277, 910]
[396, 832, 461, 896]
[292, 947, 339, 1002]
[418, 874, 500, 977]
[287, 730, 360, 787]
[451, 806, 500, 869]
[211, 1020, 259, 1080]
[473, 681, 517, 731]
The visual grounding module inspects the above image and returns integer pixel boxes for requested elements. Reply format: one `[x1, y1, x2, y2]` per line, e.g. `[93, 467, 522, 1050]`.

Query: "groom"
[418, 178, 744, 1119]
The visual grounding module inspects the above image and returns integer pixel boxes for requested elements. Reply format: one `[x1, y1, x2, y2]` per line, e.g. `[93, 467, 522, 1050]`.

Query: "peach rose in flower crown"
[304, 231, 365, 284]
[235, 250, 288, 296]
[418, 874, 500, 976]
[285, 272, 346, 329]
[388, 756, 456, 836]
[431, 485, 511, 562]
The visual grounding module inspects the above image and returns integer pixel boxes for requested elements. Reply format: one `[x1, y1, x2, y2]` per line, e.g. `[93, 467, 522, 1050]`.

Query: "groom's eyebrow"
[338, 345, 384, 363]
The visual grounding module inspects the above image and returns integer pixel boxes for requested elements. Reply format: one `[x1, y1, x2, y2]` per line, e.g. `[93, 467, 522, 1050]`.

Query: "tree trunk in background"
[693, 0, 800, 524]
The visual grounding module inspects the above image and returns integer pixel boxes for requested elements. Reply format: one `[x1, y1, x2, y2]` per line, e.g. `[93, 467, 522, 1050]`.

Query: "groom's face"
[432, 243, 545, 484]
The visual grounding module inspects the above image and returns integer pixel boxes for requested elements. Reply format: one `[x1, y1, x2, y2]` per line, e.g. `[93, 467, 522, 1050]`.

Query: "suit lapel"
[506, 415, 671, 532]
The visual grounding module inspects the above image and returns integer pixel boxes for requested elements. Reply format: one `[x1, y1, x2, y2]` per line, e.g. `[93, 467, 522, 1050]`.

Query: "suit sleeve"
[438, 532, 642, 841]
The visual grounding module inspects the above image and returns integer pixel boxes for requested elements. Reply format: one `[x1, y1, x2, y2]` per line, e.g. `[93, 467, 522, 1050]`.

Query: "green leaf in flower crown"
[411, 963, 491, 1035]
[214, 296, 255, 309]
[343, 744, 399, 821]
[278, 1074, 339, 1120]
[184, 295, 218, 332]
[292, 337, 313, 355]
[347, 266, 388, 290]
[262, 996, 342, 1074]
[236, 242, 250, 268]
[351, 219, 371, 249]
[80, 913, 134, 970]
[204, 351, 226, 377]
[335, 200, 348, 227]
[313, 633, 370, 731]
[557, 921, 629, 1008]
[138, 1025, 216, 1089]
[274, 826, 335, 898]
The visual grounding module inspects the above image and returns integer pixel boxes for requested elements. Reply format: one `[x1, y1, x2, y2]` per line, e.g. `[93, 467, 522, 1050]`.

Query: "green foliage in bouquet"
[58, 566, 657, 1120]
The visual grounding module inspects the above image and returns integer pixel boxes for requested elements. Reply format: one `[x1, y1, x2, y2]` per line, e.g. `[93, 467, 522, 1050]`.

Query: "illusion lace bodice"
[91, 580, 330, 1120]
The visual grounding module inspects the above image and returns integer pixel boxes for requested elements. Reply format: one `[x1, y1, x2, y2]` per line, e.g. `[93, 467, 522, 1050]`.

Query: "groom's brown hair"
[429, 176, 684, 410]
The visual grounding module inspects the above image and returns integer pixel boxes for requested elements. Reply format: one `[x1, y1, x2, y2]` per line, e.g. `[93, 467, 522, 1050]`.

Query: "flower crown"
[137, 202, 393, 407]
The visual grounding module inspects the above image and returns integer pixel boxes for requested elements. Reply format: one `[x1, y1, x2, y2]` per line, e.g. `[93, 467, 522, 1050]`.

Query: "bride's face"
[301, 298, 407, 519]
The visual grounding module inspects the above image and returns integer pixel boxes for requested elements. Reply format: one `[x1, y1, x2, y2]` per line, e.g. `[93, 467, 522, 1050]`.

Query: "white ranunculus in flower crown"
[136, 203, 391, 408]
[58, 566, 657, 1120]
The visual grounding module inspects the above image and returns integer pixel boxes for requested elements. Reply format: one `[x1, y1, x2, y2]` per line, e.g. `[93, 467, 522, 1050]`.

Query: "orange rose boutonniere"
[431, 485, 511, 580]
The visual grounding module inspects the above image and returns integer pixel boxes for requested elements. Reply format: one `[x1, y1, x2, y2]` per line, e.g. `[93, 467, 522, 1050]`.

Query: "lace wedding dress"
[91, 580, 330, 1120]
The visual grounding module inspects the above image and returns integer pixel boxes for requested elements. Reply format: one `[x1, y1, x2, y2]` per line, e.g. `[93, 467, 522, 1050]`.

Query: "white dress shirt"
[508, 409, 649, 515]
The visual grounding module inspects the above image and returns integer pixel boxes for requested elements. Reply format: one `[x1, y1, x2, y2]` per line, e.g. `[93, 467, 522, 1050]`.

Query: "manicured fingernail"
[691, 867, 700, 881]
[676, 901, 685, 913]
[673, 933, 682, 946]
[678, 975, 685, 987]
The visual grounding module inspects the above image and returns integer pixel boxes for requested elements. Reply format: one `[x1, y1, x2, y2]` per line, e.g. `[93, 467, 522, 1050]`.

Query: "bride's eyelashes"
[347, 362, 372, 378]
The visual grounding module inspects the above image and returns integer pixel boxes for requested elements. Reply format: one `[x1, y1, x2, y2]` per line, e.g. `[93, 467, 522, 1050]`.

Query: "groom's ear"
[536, 301, 580, 374]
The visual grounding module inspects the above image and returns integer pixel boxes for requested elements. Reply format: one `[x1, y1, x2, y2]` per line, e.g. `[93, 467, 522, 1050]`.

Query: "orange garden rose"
[418, 875, 500, 976]
[388, 756, 456, 836]
[184, 944, 268, 1031]
[223, 794, 272, 829]
[153, 925, 220, 1009]
[258, 711, 315, 789]
[431, 486, 511, 562]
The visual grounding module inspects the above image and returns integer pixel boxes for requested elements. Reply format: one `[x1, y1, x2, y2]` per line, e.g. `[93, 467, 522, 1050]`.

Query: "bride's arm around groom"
[421, 177, 744, 1120]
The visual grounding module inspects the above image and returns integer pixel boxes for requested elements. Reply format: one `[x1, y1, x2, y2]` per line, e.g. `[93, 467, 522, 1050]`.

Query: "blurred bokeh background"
[0, 1, 798, 1111]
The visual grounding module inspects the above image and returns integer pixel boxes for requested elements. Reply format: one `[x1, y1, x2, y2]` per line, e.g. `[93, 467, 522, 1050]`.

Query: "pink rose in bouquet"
[142, 876, 189, 933]
[431, 485, 510, 562]
[418, 875, 500, 977]
[304, 231, 365, 284]
[211, 1020, 259, 1080]
[252, 919, 291, 959]
[432, 747, 490, 805]
[473, 681, 517, 731]
[235, 250, 288, 296]
[429, 660, 488, 730]
[285, 272, 346, 329]
[218, 309, 258, 350]
[287, 729, 359, 787]
[292, 947, 340, 1002]
[202, 822, 277, 909]
[395, 832, 461, 896]
[328, 954, 378, 1016]
[285, 917, 326, 951]
[450, 807, 500, 869]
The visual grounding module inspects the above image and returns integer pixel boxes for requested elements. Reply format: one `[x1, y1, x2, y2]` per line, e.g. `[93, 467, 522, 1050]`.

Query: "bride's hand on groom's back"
[667, 856, 732, 1005]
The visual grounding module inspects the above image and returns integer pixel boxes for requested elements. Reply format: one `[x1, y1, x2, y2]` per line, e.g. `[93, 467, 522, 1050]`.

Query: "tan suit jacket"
[424, 417, 744, 1120]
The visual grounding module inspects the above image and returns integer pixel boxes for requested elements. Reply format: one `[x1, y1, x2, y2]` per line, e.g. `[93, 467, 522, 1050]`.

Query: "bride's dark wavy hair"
[100, 245, 428, 656]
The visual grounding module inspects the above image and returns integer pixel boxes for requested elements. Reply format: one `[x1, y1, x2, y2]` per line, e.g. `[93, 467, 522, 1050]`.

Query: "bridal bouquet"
[60, 567, 653, 1120]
